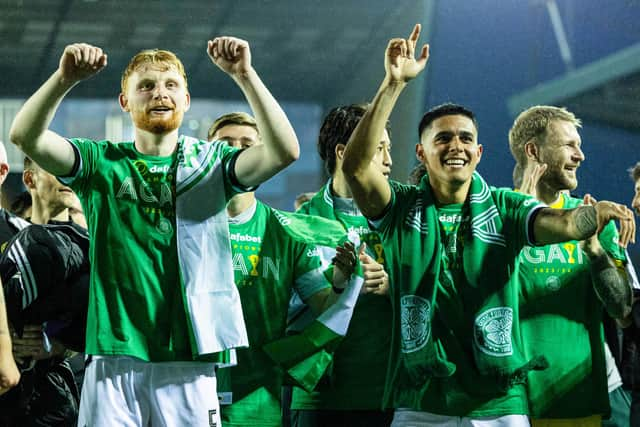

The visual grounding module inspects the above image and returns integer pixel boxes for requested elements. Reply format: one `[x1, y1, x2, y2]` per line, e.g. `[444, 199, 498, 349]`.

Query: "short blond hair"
[207, 112, 257, 141]
[508, 106, 581, 166]
[121, 49, 187, 93]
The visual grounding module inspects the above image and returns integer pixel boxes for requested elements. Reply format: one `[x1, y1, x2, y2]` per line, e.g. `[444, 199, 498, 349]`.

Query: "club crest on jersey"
[400, 295, 431, 353]
[474, 307, 513, 356]
[545, 275, 561, 291]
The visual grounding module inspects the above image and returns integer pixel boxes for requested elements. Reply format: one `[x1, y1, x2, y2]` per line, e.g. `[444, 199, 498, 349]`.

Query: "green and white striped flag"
[263, 209, 364, 392]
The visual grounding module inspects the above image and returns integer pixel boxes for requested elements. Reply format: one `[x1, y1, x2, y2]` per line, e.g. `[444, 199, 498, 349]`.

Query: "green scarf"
[299, 179, 385, 261]
[389, 172, 547, 407]
[296, 180, 336, 219]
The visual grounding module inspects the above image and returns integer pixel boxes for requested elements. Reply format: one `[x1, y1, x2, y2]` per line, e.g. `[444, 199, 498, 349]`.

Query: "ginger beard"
[131, 102, 184, 135]
[122, 64, 189, 135]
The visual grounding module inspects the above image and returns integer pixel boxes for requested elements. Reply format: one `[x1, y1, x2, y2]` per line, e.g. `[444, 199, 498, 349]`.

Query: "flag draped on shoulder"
[262, 209, 364, 391]
[175, 136, 248, 360]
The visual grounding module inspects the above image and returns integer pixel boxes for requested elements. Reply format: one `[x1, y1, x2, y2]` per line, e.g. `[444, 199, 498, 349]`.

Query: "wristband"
[332, 284, 345, 294]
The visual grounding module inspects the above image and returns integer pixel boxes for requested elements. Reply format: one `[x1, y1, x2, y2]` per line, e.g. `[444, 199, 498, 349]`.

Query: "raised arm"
[207, 37, 299, 187]
[342, 24, 429, 218]
[10, 44, 107, 176]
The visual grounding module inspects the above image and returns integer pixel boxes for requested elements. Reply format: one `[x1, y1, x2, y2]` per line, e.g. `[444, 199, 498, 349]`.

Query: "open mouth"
[149, 105, 173, 113]
[443, 158, 467, 168]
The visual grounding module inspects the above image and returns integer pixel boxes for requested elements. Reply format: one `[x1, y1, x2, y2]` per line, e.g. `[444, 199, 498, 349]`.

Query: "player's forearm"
[0, 284, 12, 364]
[0, 282, 10, 341]
[534, 205, 597, 246]
[232, 68, 299, 167]
[342, 78, 405, 179]
[10, 70, 75, 153]
[590, 254, 632, 319]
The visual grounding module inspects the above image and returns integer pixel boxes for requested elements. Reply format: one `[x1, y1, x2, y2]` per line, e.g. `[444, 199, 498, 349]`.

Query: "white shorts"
[78, 355, 220, 427]
[392, 409, 530, 427]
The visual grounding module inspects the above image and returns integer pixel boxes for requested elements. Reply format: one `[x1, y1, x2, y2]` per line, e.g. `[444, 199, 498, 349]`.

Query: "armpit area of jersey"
[0, 223, 89, 351]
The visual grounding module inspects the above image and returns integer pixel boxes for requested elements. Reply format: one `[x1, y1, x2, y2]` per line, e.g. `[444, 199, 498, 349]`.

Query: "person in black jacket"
[0, 156, 89, 426]
[0, 141, 27, 397]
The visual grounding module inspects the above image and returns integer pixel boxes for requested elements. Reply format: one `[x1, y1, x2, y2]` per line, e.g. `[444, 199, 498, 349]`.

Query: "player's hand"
[207, 37, 252, 76]
[593, 200, 636, 247]
[332, 241, 362, 291]
[361, 252, 389, 296]
[385, 24, 430, 84]
[580, 194, 605, 257]
[59, 43, 107, 84]
[0, 335, 19, 396]
[519, 161, 547, 199]
[12, 324, 50, 363]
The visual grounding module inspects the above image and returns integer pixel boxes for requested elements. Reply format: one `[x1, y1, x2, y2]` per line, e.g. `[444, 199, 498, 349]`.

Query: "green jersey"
[219, 200, 330, 426]
[64, 137, 242, 362]
[374, 173, 543, 416]
[518, 193, 626, 418]
[291, 180, 392, 410]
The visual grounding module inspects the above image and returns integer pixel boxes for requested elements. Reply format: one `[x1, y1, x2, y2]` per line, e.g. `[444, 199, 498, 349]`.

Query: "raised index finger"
[408, 23, 421, 45]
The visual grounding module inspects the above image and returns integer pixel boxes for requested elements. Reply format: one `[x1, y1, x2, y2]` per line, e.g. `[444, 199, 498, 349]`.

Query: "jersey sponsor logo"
[474, 307, 513, 356]
[438, 213, 464, 223]
[133, 160, 174, 176]
[149, 164, 171, 174]
[347, 225, 369, 237]
[229, 232, 261, 243]
[400, 295, 431, 353]
[520, 242, 584, 266]
[306, 247, 320, 258]
[117, 159, 176, 218]
[272, 209, 291, 226]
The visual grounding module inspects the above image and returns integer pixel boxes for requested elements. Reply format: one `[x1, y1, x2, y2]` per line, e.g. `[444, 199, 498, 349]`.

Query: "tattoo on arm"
[591, 254, 632, 319]
[574, 206, 597, 240]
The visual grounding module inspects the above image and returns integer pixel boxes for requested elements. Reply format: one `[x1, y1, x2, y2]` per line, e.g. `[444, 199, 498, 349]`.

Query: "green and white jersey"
[518, 193, 626, 418]
[218, 200, 330, 426]
[63, 137, 242, 362]
[291, 180, 392, 410]
[373, 174, 543, 416]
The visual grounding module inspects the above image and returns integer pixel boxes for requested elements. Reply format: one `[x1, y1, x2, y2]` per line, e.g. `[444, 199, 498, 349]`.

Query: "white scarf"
[175, 136, 248, 356]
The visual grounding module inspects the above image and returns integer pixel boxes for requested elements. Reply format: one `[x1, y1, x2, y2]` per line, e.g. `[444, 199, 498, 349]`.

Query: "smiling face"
[416, 114, 482, 189]
[119, 64, 190, 135]
[536, 120, 584, 192]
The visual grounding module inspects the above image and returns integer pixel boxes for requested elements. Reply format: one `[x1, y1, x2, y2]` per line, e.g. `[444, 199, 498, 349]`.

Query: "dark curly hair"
[318, 104, 390, 176]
